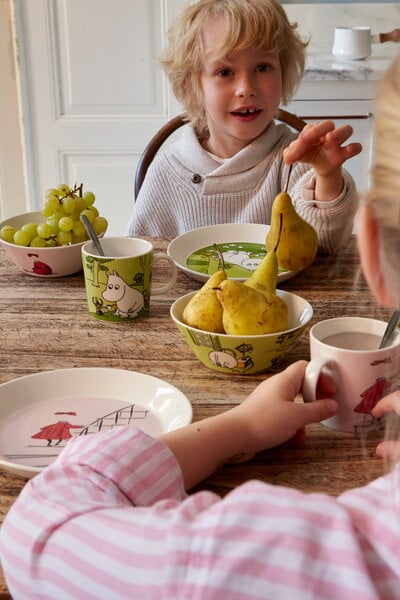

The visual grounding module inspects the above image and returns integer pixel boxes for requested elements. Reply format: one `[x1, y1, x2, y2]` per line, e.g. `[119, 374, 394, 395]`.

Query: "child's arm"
[159, 361, 337, 490]
[283, 120, 362, 201]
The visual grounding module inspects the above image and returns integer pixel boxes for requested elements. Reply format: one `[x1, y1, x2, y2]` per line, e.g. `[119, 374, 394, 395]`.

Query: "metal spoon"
[81, 214, 105, 256]
[379, 309, 400, 349]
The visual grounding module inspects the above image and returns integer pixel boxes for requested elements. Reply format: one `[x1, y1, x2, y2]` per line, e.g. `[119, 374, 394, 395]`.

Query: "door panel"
[13, 0, 185, 235]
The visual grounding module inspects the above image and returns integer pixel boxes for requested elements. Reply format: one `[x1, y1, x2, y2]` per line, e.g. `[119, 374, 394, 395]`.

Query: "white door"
[4, 0, 185, 235]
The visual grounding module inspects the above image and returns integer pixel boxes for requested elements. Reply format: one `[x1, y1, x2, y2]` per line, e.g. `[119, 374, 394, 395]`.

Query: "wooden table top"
[0, 236, 392, 596]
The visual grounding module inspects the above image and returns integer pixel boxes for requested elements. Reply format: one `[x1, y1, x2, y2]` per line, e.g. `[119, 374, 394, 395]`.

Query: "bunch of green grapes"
[0, 183, 108, 247]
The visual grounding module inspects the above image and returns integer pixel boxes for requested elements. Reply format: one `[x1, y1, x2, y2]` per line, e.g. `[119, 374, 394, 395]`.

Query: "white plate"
[167, 223, 298, 283]
[0, 368, 192, 479]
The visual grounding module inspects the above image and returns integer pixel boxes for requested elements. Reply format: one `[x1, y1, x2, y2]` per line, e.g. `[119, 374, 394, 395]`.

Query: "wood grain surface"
[0, 236, 392, 596]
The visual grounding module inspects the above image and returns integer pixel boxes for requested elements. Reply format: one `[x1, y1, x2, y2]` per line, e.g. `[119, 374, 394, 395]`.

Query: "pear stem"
[213, 243, 225, 271]
[284, 164, 293, 193]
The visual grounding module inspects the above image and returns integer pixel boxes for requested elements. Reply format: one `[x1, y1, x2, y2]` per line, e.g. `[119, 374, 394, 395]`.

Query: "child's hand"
[232, 360, 337, 456]
[283, 120, 362, 177]
[372, 391, 400, 460]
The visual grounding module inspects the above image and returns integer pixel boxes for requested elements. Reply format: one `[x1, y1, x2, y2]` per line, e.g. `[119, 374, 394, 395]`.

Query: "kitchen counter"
[304, 51, 397, 82]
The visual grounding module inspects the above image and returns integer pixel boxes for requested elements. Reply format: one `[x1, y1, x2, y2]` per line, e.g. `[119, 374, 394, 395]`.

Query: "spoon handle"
[81, 215, 105, 256]
[379, 309, 400, 349]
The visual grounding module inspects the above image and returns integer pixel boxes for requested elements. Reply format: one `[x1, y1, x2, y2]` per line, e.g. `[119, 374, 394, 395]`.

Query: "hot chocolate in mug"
[303, 317, 400, 433]
[82, 237, 177, 322]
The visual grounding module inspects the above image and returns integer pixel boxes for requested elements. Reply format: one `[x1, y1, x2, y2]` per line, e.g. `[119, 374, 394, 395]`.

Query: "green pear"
[244, 244, 279, 297]
[266, 191, 319, 271]
[216, 279, 288, 335]
[183, 269, 227, 333]
[243, 243, 289, 331]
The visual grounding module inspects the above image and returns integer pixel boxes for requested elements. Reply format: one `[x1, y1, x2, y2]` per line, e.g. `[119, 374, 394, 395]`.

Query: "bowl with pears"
[171, 233, 313, 375]
[0, 183, 108, 278]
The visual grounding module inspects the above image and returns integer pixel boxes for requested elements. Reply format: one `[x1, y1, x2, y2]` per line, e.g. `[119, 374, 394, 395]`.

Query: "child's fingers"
[376, 440, 400, 459]
[372, 390, 400, 417]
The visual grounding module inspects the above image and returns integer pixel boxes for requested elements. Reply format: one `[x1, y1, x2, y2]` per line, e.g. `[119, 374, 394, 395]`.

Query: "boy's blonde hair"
[161, 0, 308, 137]
[365, 54, 400, 306]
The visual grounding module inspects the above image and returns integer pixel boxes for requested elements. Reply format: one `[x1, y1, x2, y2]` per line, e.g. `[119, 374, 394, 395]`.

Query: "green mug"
[82, 237, 177, 322]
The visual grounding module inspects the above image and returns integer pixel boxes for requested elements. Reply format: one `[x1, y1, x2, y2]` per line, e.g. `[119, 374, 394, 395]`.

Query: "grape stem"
[57, 183, 84, 203]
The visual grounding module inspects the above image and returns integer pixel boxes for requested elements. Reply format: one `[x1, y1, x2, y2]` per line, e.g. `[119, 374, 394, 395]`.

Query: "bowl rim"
[170, 289, 313, 338]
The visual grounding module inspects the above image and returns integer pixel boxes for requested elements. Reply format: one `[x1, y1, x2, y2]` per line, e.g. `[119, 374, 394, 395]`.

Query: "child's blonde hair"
[161, 0, 308, 137]
[365, 54, 400, 306]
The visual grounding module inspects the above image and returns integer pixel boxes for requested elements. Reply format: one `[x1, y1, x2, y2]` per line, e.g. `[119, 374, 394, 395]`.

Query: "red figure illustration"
[31, 412, 83, 446]
[353, 377, 392, 415]
[27, 253, 53, 275]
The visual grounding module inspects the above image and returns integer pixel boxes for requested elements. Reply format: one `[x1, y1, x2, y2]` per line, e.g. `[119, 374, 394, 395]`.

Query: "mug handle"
[150, 253, 177, 296]
[303, 357, 339, 402]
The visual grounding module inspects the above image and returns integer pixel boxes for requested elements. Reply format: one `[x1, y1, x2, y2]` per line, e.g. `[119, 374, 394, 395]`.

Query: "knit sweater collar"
[173, 120, 285, 177]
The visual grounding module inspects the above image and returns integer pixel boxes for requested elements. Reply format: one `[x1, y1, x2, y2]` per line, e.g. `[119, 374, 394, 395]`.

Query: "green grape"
[13, 229, 31, 246]
[29, 235, 47, 248]
[57, 183, 70, 196]
[93, 216, 108, 235]
[58, 216, 74, 232]
[54, 206, 67, 219]
[83, 191, 95, 206]
[45, 188, 60, 199]
[46, 238, 57, 247]
[56, 230, 72, 245]
[80, 209, 95, 224]
[75, 197, 86, 212]
[46, 215, 59, 234]
[0, 225, 16, 243]
[62, 196, 77, 214]
[44, 194, 60, 214]
[72, 220, 86, 237]
[37, 223, 54, 239]
[88, 205, 99, 217]
[71, 233, 87, 244]
[21, 222, 38, 241]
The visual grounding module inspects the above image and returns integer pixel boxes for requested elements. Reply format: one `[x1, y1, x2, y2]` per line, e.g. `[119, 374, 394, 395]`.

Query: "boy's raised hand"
[283, 120, 362, 177]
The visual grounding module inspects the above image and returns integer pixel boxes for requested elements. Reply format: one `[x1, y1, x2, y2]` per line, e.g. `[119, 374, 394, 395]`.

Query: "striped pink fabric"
[1, 426, 400, 599]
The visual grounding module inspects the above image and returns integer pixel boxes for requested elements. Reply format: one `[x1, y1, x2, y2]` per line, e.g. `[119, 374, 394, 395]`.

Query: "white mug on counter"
[332, 26, 373, 61]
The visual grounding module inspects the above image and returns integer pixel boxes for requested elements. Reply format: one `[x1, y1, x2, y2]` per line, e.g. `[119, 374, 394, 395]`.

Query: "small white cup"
[332, 26, 372, 61]
[303, 317, 400, 433]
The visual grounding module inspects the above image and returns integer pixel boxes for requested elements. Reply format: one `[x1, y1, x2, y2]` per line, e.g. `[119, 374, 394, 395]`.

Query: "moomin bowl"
[170, 290, 313, 375]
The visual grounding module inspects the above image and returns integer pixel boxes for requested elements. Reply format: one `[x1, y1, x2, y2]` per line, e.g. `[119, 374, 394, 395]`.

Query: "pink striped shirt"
[1, 426, 400, 599]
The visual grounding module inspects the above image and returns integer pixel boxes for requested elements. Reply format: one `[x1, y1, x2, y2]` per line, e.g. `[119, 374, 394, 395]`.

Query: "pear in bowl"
[171, 289, 313, 375]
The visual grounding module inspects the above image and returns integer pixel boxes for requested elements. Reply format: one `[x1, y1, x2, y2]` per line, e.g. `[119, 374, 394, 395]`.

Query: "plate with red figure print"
[167, 223, 299, 283]
[0, 368, 192, 479]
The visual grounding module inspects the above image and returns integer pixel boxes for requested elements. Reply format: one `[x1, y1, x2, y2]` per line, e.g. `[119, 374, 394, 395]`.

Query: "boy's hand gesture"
[283, 120, 362, 201]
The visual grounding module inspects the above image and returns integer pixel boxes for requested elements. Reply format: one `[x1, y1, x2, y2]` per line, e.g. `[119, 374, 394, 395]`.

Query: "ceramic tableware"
[303, 317, 400, 433]
[82, 237, 177, 322]
[167, 223, 301, 283]
[0, 368, 192, 478]
[171, 290, 313, 375]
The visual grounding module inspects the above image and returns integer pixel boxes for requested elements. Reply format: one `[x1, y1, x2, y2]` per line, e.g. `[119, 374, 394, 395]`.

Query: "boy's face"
[199, 20, 282, 157]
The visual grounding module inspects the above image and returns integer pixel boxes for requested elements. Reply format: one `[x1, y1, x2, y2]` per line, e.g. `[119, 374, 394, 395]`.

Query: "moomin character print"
[102, 270, 144, 318]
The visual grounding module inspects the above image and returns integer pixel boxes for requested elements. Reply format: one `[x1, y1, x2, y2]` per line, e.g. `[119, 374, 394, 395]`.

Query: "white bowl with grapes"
[0, 184, 108, 278]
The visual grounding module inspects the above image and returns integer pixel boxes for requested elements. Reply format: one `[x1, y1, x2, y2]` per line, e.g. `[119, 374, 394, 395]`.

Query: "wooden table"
[0, 236, 392, 596]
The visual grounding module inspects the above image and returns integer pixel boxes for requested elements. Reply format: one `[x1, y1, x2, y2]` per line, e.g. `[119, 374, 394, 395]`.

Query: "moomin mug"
[82, 237, 177, 322]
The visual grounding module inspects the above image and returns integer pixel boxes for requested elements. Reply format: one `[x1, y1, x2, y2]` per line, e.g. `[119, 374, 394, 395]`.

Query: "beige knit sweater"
[127, 121, 358, 254]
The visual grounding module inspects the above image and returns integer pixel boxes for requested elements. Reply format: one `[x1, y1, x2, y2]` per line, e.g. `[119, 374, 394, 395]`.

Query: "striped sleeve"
[1, 427, 400, 599]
